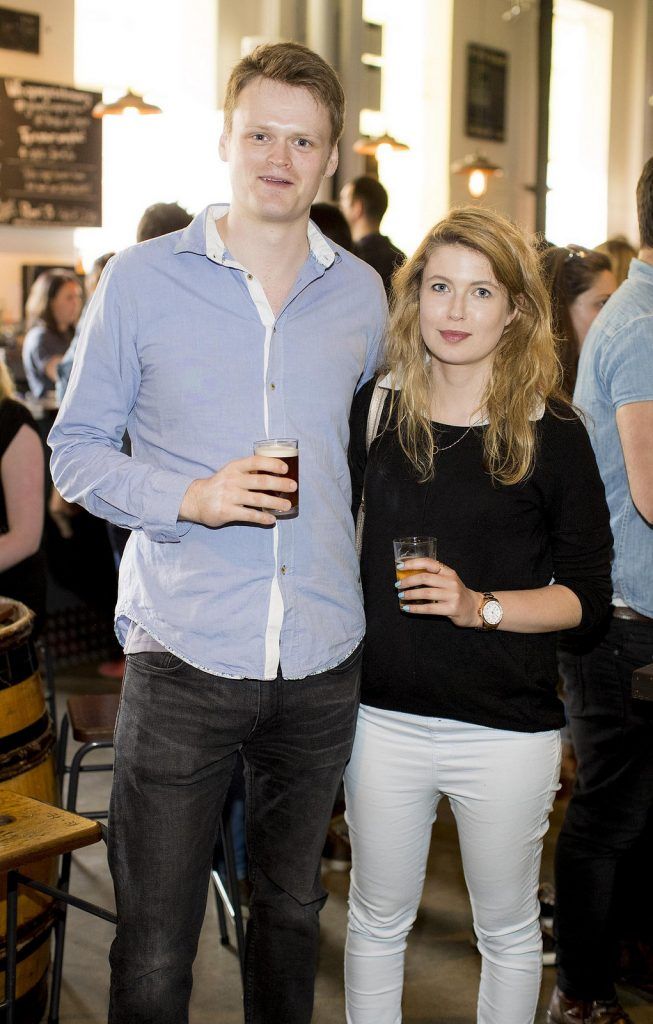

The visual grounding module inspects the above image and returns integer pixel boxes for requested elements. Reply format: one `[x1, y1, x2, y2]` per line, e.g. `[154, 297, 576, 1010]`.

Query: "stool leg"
[42, 642, 57, 733]
[221, 817, 246, 983]
[214, 879, 230, 946]
[55, 714, 69, 797]
[48, 892, 67, 1024]
[4, 869, 18, 1024]
[49, 740, 91, 1023]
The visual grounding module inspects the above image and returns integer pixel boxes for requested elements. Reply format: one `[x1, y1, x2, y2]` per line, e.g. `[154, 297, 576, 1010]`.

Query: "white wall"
[73, 0, 224, 268]
[448, 0, 650, 243]
[0, 0, 77, 323]
[448, 0, 539, 231]
[374, 0, 454, 255]
[594, 0, 649, 244]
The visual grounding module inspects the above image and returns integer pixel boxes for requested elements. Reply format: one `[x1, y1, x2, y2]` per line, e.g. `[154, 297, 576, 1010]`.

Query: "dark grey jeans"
[555, 616, 653, 1001]
[107, 645, 362, 1024]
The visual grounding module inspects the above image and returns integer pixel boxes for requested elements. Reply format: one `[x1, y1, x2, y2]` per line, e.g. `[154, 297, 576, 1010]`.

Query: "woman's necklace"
[433, 423, 475, 454]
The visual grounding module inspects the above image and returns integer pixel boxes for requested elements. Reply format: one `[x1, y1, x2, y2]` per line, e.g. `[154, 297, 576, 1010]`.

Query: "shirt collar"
[173, 204, 337, 270]
[628, 257, 653, 282]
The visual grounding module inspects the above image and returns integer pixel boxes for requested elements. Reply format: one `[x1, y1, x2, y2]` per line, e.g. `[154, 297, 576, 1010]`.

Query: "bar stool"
[0, 789, 115, 1024]
[53, 690, 246, 1018]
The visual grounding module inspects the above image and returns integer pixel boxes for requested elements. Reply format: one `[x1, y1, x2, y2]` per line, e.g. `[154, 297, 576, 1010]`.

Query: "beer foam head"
[255, 442, 297, 458]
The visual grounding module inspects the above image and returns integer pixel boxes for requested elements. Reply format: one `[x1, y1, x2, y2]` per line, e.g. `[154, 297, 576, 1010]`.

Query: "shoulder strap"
[356, 379, 388, 559]
[365, 379, 387, 453]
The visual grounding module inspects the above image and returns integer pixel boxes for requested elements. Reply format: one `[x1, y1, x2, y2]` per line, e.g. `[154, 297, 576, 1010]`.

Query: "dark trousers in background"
[107, 645, 362, 1024]
[554, 615, 653, 1001]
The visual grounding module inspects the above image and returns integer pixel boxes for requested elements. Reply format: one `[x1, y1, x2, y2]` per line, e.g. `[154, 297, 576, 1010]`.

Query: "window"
[546, 0, 613, 246]
[74, 0, 229, 266]
[362, 0, 453, 254]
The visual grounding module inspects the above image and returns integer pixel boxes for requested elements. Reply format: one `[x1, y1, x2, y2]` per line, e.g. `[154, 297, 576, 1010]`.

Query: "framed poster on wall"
[465, 44, 508, 143]
[0, 7, 40, 54]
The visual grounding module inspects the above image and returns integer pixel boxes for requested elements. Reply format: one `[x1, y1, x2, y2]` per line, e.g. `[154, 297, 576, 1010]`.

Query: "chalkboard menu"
[0, 76, 102, 227]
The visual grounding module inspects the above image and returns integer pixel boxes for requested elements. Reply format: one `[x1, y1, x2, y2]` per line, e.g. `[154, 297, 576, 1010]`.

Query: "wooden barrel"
[0, 598, 57, 1022]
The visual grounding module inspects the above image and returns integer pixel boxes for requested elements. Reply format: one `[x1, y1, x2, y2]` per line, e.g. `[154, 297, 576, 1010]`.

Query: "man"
[136, 201, 192, 243]
[339, 174, 405, 295]
[50, 42, 386, 1024]
[548, 158, 653, 1024]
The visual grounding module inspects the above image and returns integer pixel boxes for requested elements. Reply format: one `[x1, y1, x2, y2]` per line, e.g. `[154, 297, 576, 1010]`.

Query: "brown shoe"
[547, 986, 589, 1023]
[588, 1001, 634, 1024]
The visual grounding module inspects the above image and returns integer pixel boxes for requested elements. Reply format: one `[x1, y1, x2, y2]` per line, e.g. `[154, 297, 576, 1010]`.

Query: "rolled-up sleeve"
[48, 257, 195, 543]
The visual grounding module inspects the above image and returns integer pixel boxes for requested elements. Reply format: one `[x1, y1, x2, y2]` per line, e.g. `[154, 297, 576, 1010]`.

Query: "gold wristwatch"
[478, 592, 503, 630]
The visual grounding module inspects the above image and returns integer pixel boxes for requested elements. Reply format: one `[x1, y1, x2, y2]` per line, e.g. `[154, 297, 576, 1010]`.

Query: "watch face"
[482, 599, 503, 626]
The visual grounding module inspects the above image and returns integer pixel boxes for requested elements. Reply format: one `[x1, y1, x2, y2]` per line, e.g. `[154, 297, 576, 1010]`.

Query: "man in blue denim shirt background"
[50, 42, 386, 1024]
[548, 159, 653, 1024]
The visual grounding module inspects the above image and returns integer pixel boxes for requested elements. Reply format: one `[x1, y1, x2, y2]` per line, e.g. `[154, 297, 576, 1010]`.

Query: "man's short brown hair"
[223, 41, 345, 147]
[636, 157, 653, 249]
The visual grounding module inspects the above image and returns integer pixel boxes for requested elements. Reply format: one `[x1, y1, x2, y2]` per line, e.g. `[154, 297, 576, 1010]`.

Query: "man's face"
[220, 77, 338, 227]
[339, 182, 359, 228]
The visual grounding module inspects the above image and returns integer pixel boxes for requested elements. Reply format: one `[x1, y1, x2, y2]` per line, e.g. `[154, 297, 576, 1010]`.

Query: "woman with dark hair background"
[541, 246, 616, 396]
[21, 268, 83, 398]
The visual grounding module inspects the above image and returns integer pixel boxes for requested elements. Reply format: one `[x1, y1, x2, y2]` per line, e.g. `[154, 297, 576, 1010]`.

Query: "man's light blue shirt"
[574, 257, 653, 617]
[49, 205, 386, 678]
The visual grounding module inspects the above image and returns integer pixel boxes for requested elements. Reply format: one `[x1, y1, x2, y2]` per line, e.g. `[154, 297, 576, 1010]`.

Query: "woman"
[345, 207, 612, 1024]
[21, 268, 83, 398]
[0, 360, 46, 634]
[542, 245, 616, 396]
[595, 234, 636, 287]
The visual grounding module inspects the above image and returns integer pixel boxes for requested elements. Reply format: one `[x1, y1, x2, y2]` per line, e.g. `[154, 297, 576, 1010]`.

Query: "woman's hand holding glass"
[395, 558, 481, 628]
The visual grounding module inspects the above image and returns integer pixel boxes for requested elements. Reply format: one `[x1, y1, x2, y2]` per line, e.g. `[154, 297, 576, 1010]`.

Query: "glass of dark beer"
[393, 536, 437, 604]
[253, 438, 299, 519]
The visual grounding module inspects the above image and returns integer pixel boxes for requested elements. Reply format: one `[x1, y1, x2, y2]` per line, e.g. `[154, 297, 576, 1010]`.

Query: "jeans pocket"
[127, 650, 186, 675]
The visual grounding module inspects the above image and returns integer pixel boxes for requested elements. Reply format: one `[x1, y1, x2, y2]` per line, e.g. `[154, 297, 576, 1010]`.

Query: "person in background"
[548, 157, 653, 1024]
[0, 359, 46, 635]
[50, 41, 385, 1024]
[339, 175, 405, 296]
[136, 201, 192, 243]
[310, 201, 353, 251]
[56, 253, 115, 404]
[595, 235, 637, 288]
[21, 269, 83, 399]
[541, 245, 616, 397]
[345, 206, 612, 1024]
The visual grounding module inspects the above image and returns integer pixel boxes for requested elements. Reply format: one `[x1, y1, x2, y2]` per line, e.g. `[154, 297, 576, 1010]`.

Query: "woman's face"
[51, 280, 83, 332]
[569, 269, 617, 347]
[419, 244, 516, 374]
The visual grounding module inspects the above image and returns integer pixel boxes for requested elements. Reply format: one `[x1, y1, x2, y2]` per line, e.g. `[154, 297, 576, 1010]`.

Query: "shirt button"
[281, 564, 287, 575]
[270, 382, 276, 390]
[247, 273, 253, 280]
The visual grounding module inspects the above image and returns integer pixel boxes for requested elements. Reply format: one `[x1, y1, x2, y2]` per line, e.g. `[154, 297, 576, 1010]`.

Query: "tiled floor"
[47, 663, 653, 1023]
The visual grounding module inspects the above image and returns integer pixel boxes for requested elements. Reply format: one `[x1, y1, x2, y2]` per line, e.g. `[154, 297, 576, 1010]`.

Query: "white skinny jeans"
[344, 704, 561, 1024]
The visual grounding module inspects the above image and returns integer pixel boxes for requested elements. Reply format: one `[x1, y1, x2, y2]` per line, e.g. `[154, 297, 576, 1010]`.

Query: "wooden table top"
[0, 790, 101, 871]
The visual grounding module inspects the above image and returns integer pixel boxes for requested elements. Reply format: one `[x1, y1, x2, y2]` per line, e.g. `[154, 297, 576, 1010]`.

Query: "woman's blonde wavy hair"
[383, 206, 567, 486]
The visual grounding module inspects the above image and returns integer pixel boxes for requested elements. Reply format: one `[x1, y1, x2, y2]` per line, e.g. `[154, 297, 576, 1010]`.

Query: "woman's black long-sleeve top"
[349, 379, 613, 733]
